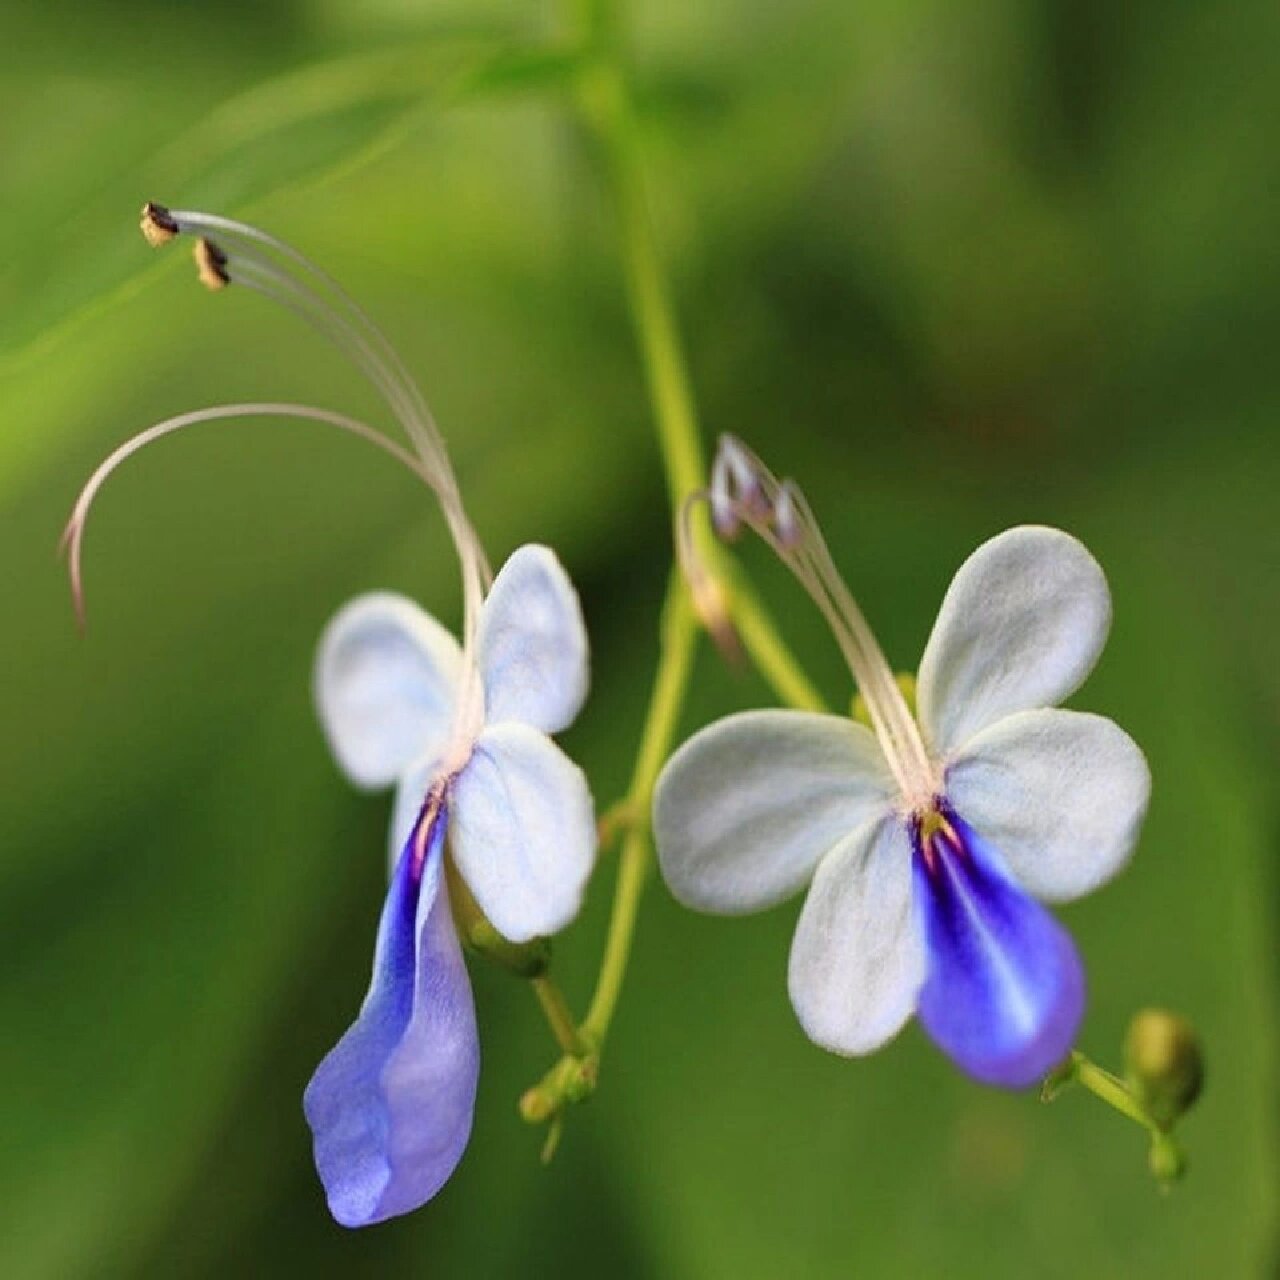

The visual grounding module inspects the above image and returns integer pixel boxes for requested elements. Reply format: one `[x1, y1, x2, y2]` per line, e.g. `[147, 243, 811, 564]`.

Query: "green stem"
[518, 0, 824, 1124]
[563, 6, 711, 1062]
[531, 975, 593, 1058]
[572, 30, 822, 714]
[1044, 1051, 1189, 1185]
[1070, 1052, 1158, 1133]
[575, 60, 705, 524]
[583, 579, 696, 1043]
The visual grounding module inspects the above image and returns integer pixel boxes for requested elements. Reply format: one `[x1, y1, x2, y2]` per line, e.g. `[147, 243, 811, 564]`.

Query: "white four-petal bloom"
[68, 206, 604, 1230]
[306, 544, 596, 1226]
[655, 513, 1150, 1088]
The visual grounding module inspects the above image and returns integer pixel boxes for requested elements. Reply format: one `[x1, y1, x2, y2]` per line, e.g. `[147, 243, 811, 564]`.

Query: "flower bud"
[519, 1053, 598, 1123]
[1123, 1009, 1204, 1130]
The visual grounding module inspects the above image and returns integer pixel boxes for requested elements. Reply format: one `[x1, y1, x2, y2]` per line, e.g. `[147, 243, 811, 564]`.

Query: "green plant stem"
[519, 0, 822, 1117]
[571, 35, 823, 713]
[531, 975, 593, 1057]
[1067, 1051, 1160, 1134]
[583, 579, 696, 1043]
[1043, 1050, 1188, 1185]
[574, 60, 704, 528]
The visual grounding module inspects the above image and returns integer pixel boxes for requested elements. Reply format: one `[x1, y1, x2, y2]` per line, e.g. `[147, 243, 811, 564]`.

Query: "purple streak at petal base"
[303, 804, 480, 1227]
[912, 807, 1084, 1089]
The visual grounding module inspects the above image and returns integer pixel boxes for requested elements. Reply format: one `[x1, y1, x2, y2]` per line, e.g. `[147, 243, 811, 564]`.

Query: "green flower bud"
[1124, 1009, 1204, 1130]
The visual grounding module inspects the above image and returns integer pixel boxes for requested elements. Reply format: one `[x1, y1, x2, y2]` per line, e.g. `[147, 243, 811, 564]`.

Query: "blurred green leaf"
[1, 0, 1276, 1277]
[0, 32, 585, 374]
[0, 78, 652, 1273]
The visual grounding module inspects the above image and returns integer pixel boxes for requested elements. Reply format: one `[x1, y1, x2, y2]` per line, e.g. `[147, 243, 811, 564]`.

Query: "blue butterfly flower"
[308, 545, 594, 1226]
[655, 439, 1149, 1087]
[68, 205, 598, 1226]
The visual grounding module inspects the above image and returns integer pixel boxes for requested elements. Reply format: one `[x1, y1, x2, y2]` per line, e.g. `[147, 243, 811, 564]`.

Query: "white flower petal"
[476, 545, 589, 734]
[315, 593, 462, 790]
[653, 710, 896, 915]
[916, 527, 1112, 755]
[788, 816, 924, 1055]
[944, 707, 1150, 903]
[449, 722, 595, 943]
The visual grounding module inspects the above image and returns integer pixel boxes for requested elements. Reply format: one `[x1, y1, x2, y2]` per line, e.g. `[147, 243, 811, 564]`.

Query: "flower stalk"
[517, 0, 822, 1137]
[526, 1, 1195, 1193]
[1041, 1038, 1198, 1188]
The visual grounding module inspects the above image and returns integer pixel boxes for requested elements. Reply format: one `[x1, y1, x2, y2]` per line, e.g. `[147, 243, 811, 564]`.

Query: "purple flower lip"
[911, 807, 1085, 1089]
[303, 798, 480, 1228]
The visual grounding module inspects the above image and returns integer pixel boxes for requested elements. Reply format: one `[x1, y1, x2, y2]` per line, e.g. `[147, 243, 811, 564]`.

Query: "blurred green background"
[2, 1, 1276, 1276]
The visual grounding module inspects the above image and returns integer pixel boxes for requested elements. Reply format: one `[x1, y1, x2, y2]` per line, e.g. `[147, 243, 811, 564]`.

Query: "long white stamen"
[147, 205, 491, 659]
[700, 435, 939, 808]
[63, 402, 437, 628]
[220, 253, 490, 653]
[229, 263, 429, 459]
[169, 210, 441, 459]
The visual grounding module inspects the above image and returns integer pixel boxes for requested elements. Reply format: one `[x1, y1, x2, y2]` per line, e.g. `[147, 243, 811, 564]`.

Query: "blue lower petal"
[912, 806, 1084, 1088]
[303, 802, 480, 1227]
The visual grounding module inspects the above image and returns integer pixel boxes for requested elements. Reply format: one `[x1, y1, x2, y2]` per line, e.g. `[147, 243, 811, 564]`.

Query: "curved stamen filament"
[63, 402, 436, 627]
[146, 205, 491, 656]
[222, 253, 489, 649]
[697, 436, 938, 807]
[168, 210, 443, 467]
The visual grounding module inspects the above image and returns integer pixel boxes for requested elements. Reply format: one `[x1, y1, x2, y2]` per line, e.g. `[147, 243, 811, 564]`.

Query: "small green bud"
[1124, 1009, 1204, 1130]
[853, 672, 917, 727]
